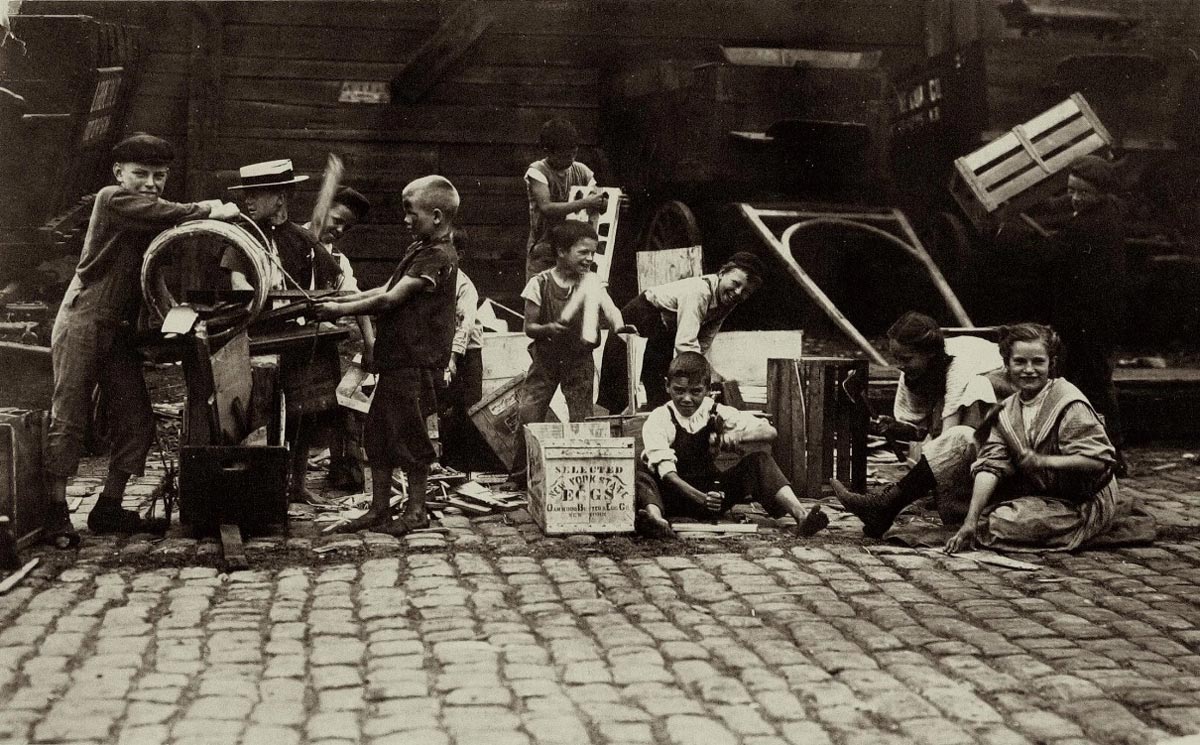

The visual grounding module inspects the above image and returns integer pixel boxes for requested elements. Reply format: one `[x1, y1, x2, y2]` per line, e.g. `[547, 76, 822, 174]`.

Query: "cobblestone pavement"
[0, 448, 1198, 745]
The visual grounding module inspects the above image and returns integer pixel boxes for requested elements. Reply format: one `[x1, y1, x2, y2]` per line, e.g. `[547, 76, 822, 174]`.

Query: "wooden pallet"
[951, 93, 1112, 229]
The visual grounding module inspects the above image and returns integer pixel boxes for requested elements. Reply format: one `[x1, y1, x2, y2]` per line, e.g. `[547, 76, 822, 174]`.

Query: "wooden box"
[278, 337, 342, 416]
[468, 373, 525, 470]
[951, 93, 1112, 231]
[767, 358, 868, 499]
[526, 422, 635, 535]
[0, 408, 52, 548]
[179, 445, 289, 536]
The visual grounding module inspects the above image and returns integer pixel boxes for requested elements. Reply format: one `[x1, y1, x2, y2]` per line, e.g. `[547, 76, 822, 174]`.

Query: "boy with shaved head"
[315, 175, 459, 534]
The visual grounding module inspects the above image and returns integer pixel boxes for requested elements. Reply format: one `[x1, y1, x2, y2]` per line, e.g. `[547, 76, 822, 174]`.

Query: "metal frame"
[737, 203, 973, 367]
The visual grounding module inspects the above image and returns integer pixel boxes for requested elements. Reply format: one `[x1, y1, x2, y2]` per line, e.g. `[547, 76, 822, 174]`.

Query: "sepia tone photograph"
[1, 0, 1199, 743]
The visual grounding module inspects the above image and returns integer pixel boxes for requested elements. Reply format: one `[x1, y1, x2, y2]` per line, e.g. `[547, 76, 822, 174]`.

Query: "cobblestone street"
[0, 448, 1198, 745]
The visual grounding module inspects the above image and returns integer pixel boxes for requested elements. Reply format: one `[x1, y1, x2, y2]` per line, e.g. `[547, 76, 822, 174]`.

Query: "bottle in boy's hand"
[703, 490, 724, 515]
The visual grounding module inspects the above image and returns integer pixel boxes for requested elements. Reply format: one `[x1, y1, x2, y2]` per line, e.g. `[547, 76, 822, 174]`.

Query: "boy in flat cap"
[46, 133, 240, 539]
[1052, 155, 1127, 468]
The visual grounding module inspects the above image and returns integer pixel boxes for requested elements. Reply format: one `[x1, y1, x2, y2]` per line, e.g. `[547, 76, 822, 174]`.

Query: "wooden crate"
[468, 373, 525, 470]
[636, 245, 702, 293]
[767, 358, 868, 500]
[0, 409, 52, 549]
[526, 422, 635, 535]
[951, 93, 1112, 230]
[179, 445, 289, 536]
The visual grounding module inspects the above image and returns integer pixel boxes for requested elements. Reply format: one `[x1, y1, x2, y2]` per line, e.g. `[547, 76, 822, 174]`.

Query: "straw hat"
[228, 159, 310, 190]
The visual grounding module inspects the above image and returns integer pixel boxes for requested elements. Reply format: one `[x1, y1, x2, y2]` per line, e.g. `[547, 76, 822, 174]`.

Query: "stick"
[0, 558, 38, 595]
[308, 153, 345, 241]
[581, 275, 601, 345]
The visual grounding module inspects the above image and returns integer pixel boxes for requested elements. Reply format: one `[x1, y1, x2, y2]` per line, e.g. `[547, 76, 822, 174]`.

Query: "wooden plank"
[222, 1, 439, 29]
[220, 75, 597, 109]
[219, 523, 249, 571]
[0, 558, 39, 595]
[672, 522, 758, 534]
[392, 0, 496, 104]
[636, 246, 703, 293]
[218, 101, 598, 144]
[222, 24, 428, 62]
[211, 137, 438, 173]
[479, 0, 928, 46]
[708, 331, 805, 387]
[210, 331, 252, 445]
[767, 359, 800, 488]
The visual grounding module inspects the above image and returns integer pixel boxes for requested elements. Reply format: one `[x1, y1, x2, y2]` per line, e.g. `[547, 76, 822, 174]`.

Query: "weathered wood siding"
[26, 0, 955, 301]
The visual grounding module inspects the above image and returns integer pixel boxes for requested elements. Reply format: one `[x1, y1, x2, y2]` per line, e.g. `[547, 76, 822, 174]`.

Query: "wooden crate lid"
[953, 93, 1112, 213]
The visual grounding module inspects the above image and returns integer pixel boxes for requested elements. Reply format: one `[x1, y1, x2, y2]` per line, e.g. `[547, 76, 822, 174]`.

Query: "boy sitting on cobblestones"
[314, 176, 459, 535]
[634, 352, 829, 539]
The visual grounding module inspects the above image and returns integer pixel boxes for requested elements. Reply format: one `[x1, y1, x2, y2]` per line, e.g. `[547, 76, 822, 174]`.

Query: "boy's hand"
[544, 321, 569, 338]
[702, 491, 724, 515]
[313, 301, 342, 321]
[446, 356, 458, 382]
[616, 324, 638, 335]
[582, 193, 607, 212]
[209, 202, 242, 220]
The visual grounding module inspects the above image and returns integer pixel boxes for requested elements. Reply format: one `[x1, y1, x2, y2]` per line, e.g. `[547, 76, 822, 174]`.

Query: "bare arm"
[528, 180, 605, 219]
[945, 471, 1001, 554]
[523, 298, 566, 340]
[662, 472, 722, 515]
[316, 276, 426, 320]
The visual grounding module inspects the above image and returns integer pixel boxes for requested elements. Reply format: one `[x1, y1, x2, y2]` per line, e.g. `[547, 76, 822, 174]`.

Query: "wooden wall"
[24, 0, 959, 304]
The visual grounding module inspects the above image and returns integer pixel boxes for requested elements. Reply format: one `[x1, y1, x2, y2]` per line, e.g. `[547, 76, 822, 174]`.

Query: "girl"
[945, 323, 1150, 553]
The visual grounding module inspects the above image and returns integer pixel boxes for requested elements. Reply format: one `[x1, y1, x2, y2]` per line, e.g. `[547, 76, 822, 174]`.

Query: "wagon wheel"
[642, 200, 702, 251]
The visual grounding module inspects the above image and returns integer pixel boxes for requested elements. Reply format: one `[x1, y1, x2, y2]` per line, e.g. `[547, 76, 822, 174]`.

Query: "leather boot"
[830, 480, 913, 539]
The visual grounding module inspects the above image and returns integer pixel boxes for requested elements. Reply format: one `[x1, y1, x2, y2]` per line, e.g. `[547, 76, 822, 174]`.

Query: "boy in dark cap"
[615, 250, 765, 409]
[46, 133, 240, 539]
[1053, 155, 1127, 469]
[304, 186, 374, 490]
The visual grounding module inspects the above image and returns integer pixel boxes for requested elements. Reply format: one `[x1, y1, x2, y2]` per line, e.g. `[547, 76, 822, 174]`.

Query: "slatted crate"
[951, 93, 1112, 230]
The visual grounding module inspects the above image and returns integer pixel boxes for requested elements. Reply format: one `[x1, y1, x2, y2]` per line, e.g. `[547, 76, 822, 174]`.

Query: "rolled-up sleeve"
[672, 285, 709, 356]
[640, 406, 679, 478]
[970, 427, 1015, 480]
[451, 276, 480, 357]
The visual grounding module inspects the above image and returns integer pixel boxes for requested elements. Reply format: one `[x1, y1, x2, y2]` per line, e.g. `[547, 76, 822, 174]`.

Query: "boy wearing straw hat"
[46, 133, 239, 540]
[224, 158, 348, 505]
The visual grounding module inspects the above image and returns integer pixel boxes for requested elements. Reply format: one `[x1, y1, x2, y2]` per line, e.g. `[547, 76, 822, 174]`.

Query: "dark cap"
[721, 251, 766, 282]
[1069, 155, 1119, 194]
[333, 186, 371, 220]
[111, 133, 175, 166]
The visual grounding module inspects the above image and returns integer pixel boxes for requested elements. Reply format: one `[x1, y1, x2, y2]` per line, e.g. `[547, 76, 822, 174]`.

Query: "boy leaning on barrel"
[633, 352, 829, 540]
[314, 175, 460, 536]
[46, 133, 240, 542]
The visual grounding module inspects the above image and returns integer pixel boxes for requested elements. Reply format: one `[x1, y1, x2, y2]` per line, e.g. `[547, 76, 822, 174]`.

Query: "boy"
[438, 229, 485, 473]
[635, 352, 829, 539]
[524, 117, 607, 280]
[226, 158, 344, 505]
[47, 133, 240, 539]
[508, 221, 628, 486]
[314, 176, 459, 535]
[305, 186, 375, 490]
